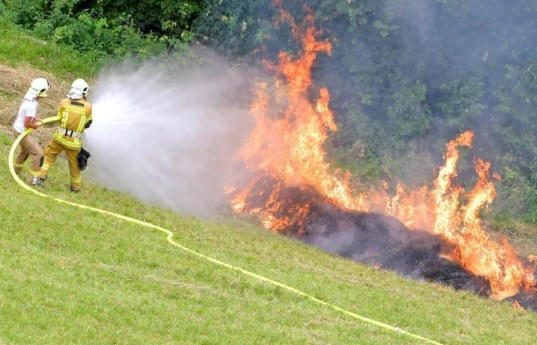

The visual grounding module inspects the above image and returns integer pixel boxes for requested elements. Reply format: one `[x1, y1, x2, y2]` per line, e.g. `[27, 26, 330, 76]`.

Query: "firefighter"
[12, 77, 50, 185]
[39, 79, 92, 192]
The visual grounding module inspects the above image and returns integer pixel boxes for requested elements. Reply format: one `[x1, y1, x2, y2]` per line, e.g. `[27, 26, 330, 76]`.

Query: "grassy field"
[1, 131, 537, 345]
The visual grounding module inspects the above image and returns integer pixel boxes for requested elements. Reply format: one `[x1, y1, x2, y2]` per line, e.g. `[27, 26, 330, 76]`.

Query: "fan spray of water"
[84, 57, 253, 216]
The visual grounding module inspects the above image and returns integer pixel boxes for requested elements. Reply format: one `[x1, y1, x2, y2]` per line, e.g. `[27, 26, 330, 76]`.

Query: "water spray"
[85, 58, 252, 216]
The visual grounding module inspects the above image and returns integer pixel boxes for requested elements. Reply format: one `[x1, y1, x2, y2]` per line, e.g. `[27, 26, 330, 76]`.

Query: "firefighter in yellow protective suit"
[39, 79, 92, 192]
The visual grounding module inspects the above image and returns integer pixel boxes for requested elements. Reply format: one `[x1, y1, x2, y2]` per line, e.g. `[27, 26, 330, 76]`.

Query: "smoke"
[304, 209, 489, 294]
[84, 54, 254, 216]
[380, 0, 536, 150]
[372, 0, 537, 212]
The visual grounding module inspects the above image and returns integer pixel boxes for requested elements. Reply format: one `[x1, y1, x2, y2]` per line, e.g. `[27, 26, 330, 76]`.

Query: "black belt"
[64, 128, 74, 137]
[57, 128, 82, 139]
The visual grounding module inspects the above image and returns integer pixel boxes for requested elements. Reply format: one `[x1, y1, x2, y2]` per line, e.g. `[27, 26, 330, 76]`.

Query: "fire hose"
[8, 117, 444, 345]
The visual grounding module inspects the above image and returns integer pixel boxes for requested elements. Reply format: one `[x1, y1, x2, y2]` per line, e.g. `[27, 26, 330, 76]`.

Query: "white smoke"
[84, 56, 254, 216]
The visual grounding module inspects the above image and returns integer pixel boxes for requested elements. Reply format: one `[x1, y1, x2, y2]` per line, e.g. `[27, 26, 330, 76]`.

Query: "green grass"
[0, 17, 98, 79]
[1, 133, 537, 345]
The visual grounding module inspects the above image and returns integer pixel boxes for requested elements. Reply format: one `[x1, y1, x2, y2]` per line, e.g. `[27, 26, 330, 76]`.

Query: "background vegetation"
[1, 0, 537, 227]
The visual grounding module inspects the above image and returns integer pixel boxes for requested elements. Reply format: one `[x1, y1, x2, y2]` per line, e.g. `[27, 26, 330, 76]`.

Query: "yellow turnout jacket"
[53, 98, 92, 150]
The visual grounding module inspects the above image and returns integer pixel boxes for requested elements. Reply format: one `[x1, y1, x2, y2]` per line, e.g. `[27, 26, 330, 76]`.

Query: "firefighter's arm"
[23, 101, 42, 129]
[84, 103, 93, 129]
[24, 116, 41, 129]
[40, 115, 61, 126]
[40, 102, 64, 127]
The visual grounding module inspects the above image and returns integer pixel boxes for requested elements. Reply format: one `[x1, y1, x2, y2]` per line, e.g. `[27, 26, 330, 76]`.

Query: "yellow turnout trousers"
[12, 129, 43, 177]
[40, 138, 82, 191]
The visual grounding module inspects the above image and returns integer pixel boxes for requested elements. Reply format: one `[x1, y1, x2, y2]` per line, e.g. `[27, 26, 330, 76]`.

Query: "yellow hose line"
[8, 119, 444, 345]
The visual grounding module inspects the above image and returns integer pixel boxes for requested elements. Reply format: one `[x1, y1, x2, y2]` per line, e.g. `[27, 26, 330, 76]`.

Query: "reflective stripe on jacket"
[53, 98, 92, 150]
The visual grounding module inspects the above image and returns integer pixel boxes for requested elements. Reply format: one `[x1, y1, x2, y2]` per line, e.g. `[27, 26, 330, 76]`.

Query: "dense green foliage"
[1, 0, 198, 62]
[2, 0, 537, 223]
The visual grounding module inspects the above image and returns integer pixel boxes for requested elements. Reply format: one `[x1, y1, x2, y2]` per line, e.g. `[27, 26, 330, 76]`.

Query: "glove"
[77, 148, 91, 170]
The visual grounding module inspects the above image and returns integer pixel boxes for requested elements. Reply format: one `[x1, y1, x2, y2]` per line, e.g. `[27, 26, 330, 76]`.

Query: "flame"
[230, 5, 535, 300]
[235, 9, 359, 215]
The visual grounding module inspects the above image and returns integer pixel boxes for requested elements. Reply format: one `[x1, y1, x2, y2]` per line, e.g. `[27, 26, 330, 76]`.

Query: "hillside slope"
[1, 131, 537, 345]
[1, 20, 537, 344]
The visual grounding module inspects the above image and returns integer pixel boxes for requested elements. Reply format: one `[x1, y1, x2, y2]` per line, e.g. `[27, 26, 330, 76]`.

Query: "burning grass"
[228, 4, 537, 309]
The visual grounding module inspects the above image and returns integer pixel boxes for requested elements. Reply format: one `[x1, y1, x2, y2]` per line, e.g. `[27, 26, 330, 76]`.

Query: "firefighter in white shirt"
[12, 77, 50, 185]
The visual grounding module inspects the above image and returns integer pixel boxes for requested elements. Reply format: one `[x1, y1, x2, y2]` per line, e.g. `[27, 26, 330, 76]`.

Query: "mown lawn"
[1, 130, 537, 345]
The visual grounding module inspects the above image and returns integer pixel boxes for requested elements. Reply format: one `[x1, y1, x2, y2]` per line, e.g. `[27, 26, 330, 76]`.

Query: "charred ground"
[237, 175, 537, 311]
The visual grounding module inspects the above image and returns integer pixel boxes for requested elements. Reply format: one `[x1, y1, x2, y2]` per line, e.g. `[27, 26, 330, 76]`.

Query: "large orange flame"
[230, 5, 535, 300]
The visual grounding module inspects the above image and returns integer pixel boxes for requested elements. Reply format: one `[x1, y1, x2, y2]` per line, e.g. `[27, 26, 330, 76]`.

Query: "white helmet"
[67, 78, 89, 99]
[24, 77, 50, 100]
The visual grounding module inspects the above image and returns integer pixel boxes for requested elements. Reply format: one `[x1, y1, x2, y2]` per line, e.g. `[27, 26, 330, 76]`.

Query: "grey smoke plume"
[85, 56, 253, 216]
